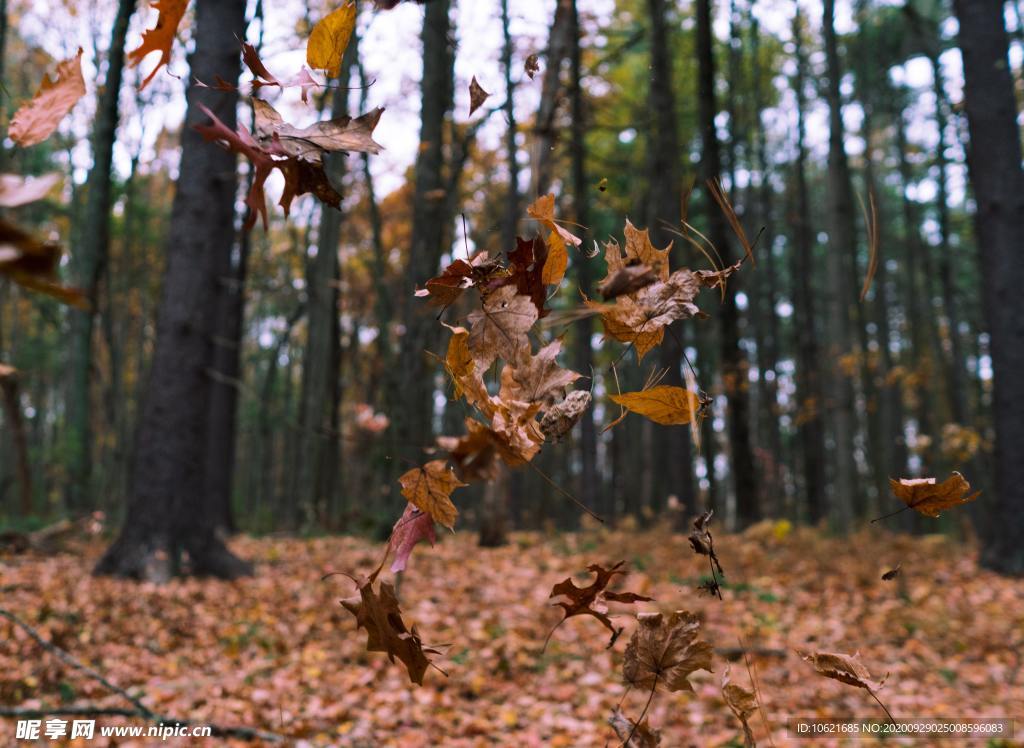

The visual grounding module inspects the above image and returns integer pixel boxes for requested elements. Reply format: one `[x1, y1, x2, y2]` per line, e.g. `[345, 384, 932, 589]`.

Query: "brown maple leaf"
[722, 665, 758, 747]
[466, 286, 538, 369]
[10, 48, 86, 147]
[622, 610, 713, 693]
[128, 0, 189, 89]
[544, 561, 653, 650]
[398, 460, 466, 530]
[498, 339, 580, 410]
[886, 472, 981, 519]
[469, 76, 490, 116]
[340, 567, 441, 686]
[504, 236, 550, 316]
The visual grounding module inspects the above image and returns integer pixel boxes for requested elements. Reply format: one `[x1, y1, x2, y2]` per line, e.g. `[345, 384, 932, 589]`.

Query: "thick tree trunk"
[821, 0, 856, 531]
[696, 0, 757, 528]
[95, 0, 250, 581]
[65, 0, 135, 512]
[647, 0, 694, 517]
[953, 0, 1024, 575]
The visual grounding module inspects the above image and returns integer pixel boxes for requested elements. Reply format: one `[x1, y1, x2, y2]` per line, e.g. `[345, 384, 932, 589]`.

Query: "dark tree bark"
[531, 0, 572, 197]
[391, 0, 453, 508]
[65, 0, 135, 512]
[95, 0, 250, 581]
[647, 0, 695, 518]
[821, 0, 856, 530]
[696, 0, 757, 528]
[953, 0, 1024, 575]
[569, 0, 600, 521]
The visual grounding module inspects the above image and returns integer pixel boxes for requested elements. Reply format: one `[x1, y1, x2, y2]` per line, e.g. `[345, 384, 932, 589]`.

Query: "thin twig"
[622, 675, 658, 747]
[527, 460, 604, 523]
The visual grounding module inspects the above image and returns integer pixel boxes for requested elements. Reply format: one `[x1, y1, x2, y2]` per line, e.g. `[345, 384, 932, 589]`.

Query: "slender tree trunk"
[821, 0, 856, 531]
[65, 0, 135, 512]
[95, 0, 250, 581]
[647, 0, 694, 519]
[953, 0, 1024, 575]
[0, 367, 31, 514]
[568, 0, 599, 522]
[790, 6, 826, 523]
[392, 0, 453, 515]
[696, 0, 757, 528]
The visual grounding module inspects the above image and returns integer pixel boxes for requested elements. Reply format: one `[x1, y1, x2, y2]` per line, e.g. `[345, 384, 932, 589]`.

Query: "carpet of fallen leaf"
[2, 522, 1023, 747]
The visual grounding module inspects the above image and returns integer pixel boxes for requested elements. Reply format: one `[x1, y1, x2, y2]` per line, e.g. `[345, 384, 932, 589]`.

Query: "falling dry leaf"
[128, 0, 189, 89]
[9, 49, 86, 147]
[881, 564, 901, 581]
[307, 3, 357, 78]
[545, 561, 653, 650]
[468, 76, 490, 116]
[466, 286, 538, 369]
[241, 43, 321, 103]
[524, 53, 540, 79]
[340, 567, 441, 685]
[498, 340, 580, 409]
[722, 665, 758, 747]
[888, 472, 981, 518]
[801, 650, 887, 693]
[608, 709, 662, 747]
[539, 390, 592, 442]
[388, 504, 436, 573]
[398, 460, 466, 530]
[609, 386, 700, 426]
[0, 173, 61, 207]
[622, 610, 713, 693]
[527, 194, 582, 286]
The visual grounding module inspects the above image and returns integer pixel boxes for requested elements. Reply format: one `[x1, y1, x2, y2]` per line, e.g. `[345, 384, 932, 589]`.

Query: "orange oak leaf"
[544, 561, 653, 650]
[128, 0, 189, 89]
[9, 48, 86, 146]
[340, 567, 441, 685]
[622, 610, 714, 693]
[609, 385, 701, 426]
[307, 3, 357, 78]
[398, 460, 466, 530]
[888, 472, 981, 518]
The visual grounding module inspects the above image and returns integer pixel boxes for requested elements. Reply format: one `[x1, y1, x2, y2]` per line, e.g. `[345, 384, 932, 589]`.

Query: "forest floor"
[1, 522, 1022, 746]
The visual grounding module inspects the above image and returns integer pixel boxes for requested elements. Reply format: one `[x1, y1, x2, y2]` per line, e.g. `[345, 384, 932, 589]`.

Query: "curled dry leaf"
[881, 564, 901, 581]
[506, 236, 550, 317]
[388, 504, 436, 573]
[540, 390, 592, 442]
[524, 53, 541, 79]
[306, 2, 357, 78]
[545, 561, 653, 650]
[128, 0, 189, 89]
[598, 264, 658, 300]
[801, 650, 887, 693]
[622, 610, 714, 693]
[9, 49, 86, 147]
[498, 339, 580, 410]
[608, 709, 662, 747]
[241, 43, 320, 103]
[468, 76, 490, 116]
[888, 472, 981, 518]
[466, 286, 538, 369]
[722, 665, 758, 747]
[609, 385, 701, 426]
[527, 194, 582, 286]
[340, 567, 440, 686]
[688, 509, 725, 581]
[398, 460, 466, 530]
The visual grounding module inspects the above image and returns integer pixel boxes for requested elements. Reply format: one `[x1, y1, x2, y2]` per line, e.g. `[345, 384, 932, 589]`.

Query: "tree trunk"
[953, 0, 1024, 575]
[65, 0, 135, 512]
[821, 0, 856, 531]
[95, 0, 250, 581]
[532, 0, 572, 197]
[391, 0, 453, 515]
[647, 0, 694, 517]
[696, 0, 756, 529]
